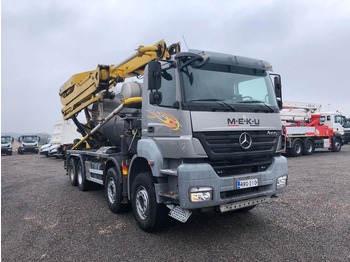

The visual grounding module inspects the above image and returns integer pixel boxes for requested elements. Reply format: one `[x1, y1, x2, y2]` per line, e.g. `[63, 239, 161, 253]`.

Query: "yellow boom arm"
[59, 40, 180, 120]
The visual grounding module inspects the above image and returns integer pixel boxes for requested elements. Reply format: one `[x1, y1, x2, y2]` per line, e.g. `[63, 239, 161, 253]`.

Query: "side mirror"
[11, 137, 14, 143]
[148, 61, 161, 90]
[274, 75, 282, 110]
[38, 137, 41, 142]
[18, 137, 22, 142]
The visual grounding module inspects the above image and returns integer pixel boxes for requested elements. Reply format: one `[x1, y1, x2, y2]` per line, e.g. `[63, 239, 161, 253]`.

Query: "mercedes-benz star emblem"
[239, 132, 252, 150]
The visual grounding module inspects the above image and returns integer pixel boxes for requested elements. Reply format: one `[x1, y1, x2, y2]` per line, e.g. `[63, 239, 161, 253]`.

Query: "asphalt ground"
[1, 146, 350, 261]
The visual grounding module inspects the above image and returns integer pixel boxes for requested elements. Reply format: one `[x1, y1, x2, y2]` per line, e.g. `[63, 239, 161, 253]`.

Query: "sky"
[2, 0, 350, 133]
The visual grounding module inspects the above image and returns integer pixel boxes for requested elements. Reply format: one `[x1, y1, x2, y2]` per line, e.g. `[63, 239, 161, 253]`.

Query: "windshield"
[1, 137, 11, 144]
[22, 136, 38, 143]
[180, 62, 278, 112]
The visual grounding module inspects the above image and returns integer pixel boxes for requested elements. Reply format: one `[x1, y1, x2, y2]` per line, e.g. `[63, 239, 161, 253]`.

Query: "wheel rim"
[107, 177, 116, 204]
[335, 141, 340, 150]
[295, 143, 301, 154]
[77, 164, 82, 185]
[135, 186, 149, 220]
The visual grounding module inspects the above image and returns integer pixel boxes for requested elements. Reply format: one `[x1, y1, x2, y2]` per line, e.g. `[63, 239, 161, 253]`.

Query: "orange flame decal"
[147, 111, 181, 131]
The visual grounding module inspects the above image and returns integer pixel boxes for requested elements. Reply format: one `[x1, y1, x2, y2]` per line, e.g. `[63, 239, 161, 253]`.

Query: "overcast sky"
[2, 0, 350, 133]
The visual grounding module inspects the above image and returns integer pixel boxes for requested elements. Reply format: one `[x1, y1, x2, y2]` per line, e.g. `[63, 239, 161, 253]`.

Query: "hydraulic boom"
[59, 40, 180, 120]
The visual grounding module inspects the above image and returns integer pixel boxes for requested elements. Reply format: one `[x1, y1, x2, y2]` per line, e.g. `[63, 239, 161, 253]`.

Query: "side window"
[158, 68, 176, 107]
[335, 115, 342, 124]
[327, 116, 331, 121]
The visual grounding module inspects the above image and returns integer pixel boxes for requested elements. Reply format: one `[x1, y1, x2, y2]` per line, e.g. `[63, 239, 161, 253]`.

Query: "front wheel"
[332, 138, 342, 152]
[131, 172, 166, 232]
[105, 167, 124, 213]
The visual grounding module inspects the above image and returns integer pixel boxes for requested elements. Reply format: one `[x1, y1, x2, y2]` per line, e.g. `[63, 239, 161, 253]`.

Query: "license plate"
[237, 178, 258, 189]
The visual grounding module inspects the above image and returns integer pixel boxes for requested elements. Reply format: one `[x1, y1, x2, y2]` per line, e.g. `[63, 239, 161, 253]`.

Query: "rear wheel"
[303, 139, 314, 155]
[105, 167, 124, 213]
[68, 158, 78, 186]
[131, 172, 166, 232]
[77, 160, 89, 191]
[290, 140, 303, 157]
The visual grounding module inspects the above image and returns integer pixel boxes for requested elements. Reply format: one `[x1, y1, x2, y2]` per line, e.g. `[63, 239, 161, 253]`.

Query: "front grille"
[193, 131, 279, 161]
[209, 158, 272, 177]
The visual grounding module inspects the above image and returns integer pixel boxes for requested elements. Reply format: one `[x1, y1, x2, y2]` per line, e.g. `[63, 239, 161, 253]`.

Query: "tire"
[332, 138, 342, 152]
[68, 158, 78, 186]
[131, 172, 166, 232]
[9, 151, 12, 156]
[105, 167, 124, 213]
[290, 140, 303, 157]
[303, 139, 314, 155]
[77, 160, 89, 191]
[18, 149, 23, 155]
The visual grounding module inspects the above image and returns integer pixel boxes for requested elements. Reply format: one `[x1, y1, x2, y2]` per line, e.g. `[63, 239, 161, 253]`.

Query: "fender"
[127, 138, 164, 199]
[133, 137, 164, 176]
[104, 155, 124, 185]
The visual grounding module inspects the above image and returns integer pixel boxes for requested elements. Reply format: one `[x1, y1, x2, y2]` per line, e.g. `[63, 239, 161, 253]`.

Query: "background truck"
[1, 135, 14, 155]
[18, 135, 40, 154]
[281, 101, 346, 157]
[343, 117, 350, 144]
[60, 40, 288, 231]
[48, 119, 83, 158]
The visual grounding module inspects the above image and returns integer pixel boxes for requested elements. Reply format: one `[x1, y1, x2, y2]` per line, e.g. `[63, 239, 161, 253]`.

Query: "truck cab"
[320, 112, 346, 146]
[343, 117, 350, 144]
[130, 51, 287, 217]
[18, 135, 40, 154]
[1, 136, 14, 155]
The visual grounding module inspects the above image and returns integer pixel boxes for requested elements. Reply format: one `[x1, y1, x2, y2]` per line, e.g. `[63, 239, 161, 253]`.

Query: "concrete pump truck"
[60, 40, 288, 231]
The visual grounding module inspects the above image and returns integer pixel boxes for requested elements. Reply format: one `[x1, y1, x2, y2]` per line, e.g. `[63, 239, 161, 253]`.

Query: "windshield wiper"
[189, 99, 222, 102]
[189, 99, 236, 111]
[238, 100, 275, 112]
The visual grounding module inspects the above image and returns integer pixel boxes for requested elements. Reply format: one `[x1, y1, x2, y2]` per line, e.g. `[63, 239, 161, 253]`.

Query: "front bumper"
[19, 146, 38, 153]
[40, 150, 49, 156]
[1, 147, 12, 154]
[177, 156, 288, 209]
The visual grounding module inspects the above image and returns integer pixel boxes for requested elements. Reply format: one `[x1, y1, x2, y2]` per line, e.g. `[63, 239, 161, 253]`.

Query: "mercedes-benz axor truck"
[61, 40, 288, 231]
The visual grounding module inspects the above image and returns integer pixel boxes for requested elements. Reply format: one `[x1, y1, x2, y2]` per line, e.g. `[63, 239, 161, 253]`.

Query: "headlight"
[275, 134, 286, 154]
[277, 175, 288, 189]
[190, 187, 213, 202]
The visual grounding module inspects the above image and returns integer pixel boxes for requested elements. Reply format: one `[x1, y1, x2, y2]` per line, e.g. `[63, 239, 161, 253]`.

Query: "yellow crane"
[59, 40, 180, 120]
[59, 40, 180, 149]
